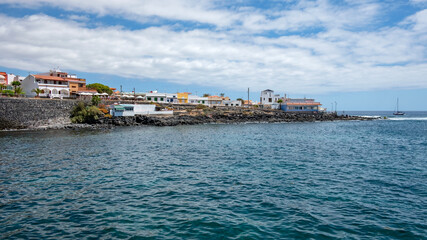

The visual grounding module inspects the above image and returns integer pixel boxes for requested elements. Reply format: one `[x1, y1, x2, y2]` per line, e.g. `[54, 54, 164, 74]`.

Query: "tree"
[220, 93, 225, 97]
[277, 99, 283, 109]
[12, 81, 21, 94]
[91, 95, 101, 106]
[32, 88, 43, 98]
[203, 93, 210, 97]
[15, 87, 25, 96]
[86, 83, 113, 95]
[236, 98, 244, 106]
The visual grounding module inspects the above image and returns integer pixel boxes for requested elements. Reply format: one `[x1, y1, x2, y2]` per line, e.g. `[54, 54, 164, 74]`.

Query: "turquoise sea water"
[1, 112, 426, 239]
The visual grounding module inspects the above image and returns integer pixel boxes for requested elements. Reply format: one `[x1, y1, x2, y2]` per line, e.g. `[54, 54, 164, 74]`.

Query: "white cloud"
[0, 1, 426, 94]
[238, 0, 380, 32]
[0, 0, 236, 27]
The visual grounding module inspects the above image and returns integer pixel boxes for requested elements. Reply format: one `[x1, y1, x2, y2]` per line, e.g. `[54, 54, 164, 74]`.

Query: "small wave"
[359, 115, 381, 118]
[388, 117, 427, 121]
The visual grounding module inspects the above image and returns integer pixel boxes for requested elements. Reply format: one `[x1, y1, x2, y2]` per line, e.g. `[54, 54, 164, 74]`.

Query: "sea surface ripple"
[1, 118, 426, 239]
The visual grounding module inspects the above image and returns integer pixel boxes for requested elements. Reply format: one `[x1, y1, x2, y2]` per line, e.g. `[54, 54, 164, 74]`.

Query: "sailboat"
[393, 98, 405, 115]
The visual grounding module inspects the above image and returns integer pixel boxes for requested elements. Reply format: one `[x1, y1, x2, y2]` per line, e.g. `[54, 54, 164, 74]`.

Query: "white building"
[145, 91, 168, 103]
[0, 73, 24, 85]
[166, 93, 178, 104]
[21, 69, 90, 98]
[22, 75, 71, 99]
[188, 95, 209, 105]
[111, 104, 173, 117]
[260, 89, 280, 105]
[0, 74, 6, 85]
[223, 100, 242, 107]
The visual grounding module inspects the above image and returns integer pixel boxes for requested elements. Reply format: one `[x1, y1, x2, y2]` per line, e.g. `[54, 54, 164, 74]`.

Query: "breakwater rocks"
[0, 98, 375, 130]
[0, 98, 77, 130]
[97, 109, 373, 127]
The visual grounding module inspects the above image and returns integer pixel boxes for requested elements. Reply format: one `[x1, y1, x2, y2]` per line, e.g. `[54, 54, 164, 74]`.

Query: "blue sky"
[1, 0, 427, 110]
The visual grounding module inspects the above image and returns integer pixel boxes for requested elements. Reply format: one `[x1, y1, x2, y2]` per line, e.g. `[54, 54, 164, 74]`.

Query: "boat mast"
[397, 98, 399, 112]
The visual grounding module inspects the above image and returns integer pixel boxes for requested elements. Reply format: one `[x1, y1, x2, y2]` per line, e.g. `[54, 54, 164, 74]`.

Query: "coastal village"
[0, 68, 324, 118]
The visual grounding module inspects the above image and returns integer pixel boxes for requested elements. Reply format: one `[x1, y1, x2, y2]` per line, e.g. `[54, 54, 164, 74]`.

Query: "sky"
[0, 0, 426, 111]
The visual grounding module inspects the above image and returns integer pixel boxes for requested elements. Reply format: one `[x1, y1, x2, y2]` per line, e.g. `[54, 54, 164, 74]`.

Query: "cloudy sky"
[1, 0, 426, 110]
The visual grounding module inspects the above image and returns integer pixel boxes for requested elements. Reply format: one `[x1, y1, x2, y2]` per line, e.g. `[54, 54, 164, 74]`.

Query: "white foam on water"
[388, 117, 427, 121]
[360, 115, 382, 118]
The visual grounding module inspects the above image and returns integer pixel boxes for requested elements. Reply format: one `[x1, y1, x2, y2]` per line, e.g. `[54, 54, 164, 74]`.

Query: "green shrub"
[71, 101, 104, 123]
[1, 90, 14, 96]
[196, 104, 207, 109]
[91, 95, 100, 106]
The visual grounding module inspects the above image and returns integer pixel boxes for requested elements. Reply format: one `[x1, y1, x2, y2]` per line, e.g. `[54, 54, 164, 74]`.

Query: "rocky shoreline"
[1, 105, 377, 131]
[92, 109, 375, 128]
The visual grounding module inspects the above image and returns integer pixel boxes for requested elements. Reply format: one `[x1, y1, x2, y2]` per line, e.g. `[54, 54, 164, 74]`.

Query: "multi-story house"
[21, 69, 91, 98]
[260, 89, 280, 105]
[0, 72, 6, 85]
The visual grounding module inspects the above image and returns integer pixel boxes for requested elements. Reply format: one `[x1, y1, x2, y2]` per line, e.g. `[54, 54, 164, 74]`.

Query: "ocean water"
[1, 112, 426, 239]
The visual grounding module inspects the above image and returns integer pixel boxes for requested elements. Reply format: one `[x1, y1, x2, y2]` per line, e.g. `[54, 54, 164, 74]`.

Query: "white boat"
[393, 98, 405, 115]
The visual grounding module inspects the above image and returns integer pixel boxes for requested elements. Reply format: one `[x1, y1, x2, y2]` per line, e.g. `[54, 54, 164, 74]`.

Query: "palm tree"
[277, 99, 283, 110]
[15, 87, 25, 97]
[12, 81, 21, 95]
[32, 88, 43, 98]
[203, 93, 210, 97]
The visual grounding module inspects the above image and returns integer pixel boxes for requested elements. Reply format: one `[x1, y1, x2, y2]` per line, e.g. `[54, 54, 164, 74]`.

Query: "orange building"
[177, 92, 191, 104]
[0, 72, 7, 85]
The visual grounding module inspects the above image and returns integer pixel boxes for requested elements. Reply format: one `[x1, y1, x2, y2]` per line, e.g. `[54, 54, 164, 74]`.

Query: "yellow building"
[177, 92, 190, 104]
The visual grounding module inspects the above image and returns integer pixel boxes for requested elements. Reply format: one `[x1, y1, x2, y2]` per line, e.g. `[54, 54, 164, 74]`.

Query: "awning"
[114, 105, 125, 111]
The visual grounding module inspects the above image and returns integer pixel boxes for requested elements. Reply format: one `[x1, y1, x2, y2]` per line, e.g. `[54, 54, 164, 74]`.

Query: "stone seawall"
[0, 98, 77, 130]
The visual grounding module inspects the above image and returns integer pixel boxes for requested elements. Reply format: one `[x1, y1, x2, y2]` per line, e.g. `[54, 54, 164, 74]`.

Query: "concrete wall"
[0, 98, 77, 129]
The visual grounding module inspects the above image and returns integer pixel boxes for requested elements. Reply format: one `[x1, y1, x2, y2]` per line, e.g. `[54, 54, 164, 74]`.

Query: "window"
[79, 84, 83, 87]
[154, 97, 158, 101]
[147, 97, 151, 100]
[160, 98, 164, 101]
[202, 101, 205, 104]
[269, 98, 272, 102]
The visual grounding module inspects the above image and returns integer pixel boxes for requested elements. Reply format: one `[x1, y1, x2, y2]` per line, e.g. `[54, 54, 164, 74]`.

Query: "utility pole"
[247, 88, 250, 108]
[335, 101, 337, 114]
[120, 85, 122, 93]
[134, 87, 136, 104]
